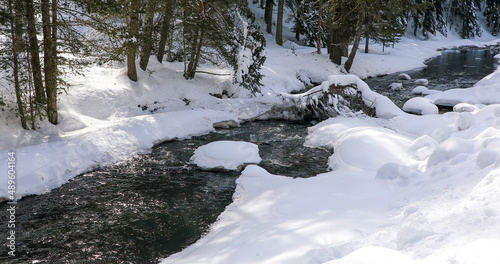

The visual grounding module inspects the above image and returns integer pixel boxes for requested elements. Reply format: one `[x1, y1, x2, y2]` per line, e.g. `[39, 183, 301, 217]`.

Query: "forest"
[0, 0, 499, 129]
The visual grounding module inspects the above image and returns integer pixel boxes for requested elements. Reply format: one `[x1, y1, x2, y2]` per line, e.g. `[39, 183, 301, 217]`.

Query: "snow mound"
[389, 83, 403, 91]
[411, 86, 429, 95]
[403, 97, 438, 115]
[453, 103, 479, 113]
[414, 79, 429, 86]
[190, 141, 261, 170]
[399, 73, 412, 80]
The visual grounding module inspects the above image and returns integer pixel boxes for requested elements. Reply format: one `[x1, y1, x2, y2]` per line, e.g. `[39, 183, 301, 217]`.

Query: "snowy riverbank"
[1, 28, 500, 263]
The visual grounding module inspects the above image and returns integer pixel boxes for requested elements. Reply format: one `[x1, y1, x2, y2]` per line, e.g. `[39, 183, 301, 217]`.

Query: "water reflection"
[0, 121, 330, 263]
[365, 47, 498, 107]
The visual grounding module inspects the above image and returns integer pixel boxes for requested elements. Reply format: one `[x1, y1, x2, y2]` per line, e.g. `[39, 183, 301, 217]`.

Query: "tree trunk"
[140, 1, 156, 70]
[317, 0, 322, 54]
[295, 20, 300, 41]
[344, 10, 365, 73]
[329, 4, 347, 65]
[25, 0, 45, 105]
[10, 0, 28, 129]
[42, 0, 58, 125]
[127, 0, 139, 81]
[265, 0, 273, 34]
[365, 34, 369, 53]
[260, 0, 264, 9]
[157, 0, 173, 63]
[185, 25, 201, 79]
[276, 0, 283, 45]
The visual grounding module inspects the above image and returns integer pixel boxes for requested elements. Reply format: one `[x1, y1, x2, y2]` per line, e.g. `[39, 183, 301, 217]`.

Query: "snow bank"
[191, 141, 261, 170]
[0, 110, 238, 200]
[425, 64, 500, 108]
[403, 97, 439, 115]
[163, 102, 500, 264]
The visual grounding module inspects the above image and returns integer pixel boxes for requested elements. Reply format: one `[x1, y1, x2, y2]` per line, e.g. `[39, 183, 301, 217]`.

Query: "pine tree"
[139, 0, 159, 71]
[41, 0, 58, 124]
[421, 0, 446, 39]
[276, 0, 283, 45]
[25, 0, 44, 105]
[6, 0, 28, 129]
[127, 0, 139, 81]
[448, 0, 482, 38]
[265, 0, 273, 34]
[157, 0, 175, 63]
[484, 0, 500, 36]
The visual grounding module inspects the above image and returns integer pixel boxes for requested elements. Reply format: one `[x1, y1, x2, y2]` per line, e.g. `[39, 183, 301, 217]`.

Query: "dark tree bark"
[157, 0, 173, 63]
[10, 0, 28, 129]
[42, 0, 58, 124]
[344, 10, 365, 73]
[317, 0, 322, 54]
[127, 0, 139, 81]
[25, 0, 45, 104]
[139, 1, 156, 71]
[276, 0, 283, 45]
[265, 0, 273, 34]
[365, 34, 369, 53]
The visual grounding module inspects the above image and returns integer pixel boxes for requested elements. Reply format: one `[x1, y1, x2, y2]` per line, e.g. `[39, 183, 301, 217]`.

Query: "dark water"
[2, 47, 497, 264]
[364, 47, 499, 107]
[0, 120, 330, 263]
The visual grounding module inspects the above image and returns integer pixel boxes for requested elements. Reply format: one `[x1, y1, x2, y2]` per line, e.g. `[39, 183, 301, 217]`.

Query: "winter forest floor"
[2, 2, 500, 263]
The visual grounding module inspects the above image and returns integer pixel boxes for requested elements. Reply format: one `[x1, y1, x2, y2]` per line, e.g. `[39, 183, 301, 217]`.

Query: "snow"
[414, 79, 429, 86]
[1, 2, 500, 263]
[403, 97, 439, 115]
[411, 86, 429, 94]
[399, 73, 412, 80]
[389, 82, 404, 91]
[190, 141, 261, 170]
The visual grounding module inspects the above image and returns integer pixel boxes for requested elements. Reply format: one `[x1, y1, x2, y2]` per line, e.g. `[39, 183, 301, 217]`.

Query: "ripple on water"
[0, 120, 331, 263]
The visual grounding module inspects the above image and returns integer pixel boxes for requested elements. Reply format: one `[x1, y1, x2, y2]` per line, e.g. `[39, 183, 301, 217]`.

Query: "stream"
[364, 46, 499, 108]
[1, 47, 498, 263]
[0, 121, 330, 263]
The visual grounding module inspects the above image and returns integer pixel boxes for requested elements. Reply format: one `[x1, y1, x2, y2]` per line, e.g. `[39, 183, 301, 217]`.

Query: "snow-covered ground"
[1, 3, 500, 263]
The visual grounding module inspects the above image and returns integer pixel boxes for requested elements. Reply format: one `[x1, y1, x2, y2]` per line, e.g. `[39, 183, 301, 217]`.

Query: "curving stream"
[364, 46, 499, 108]
[1, 47, 498, 263]
[0, 121, 330, 263]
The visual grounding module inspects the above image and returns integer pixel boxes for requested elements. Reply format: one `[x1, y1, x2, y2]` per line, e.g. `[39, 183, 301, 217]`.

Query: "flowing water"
[2, 47, 498, 263]
[364, 46, 499, 108]
[0, 121, 330, 263]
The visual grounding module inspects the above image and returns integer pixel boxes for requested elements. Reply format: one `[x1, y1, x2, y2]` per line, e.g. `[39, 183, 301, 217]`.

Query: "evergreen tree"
[484, 0, 500, 36]
[327, 0, 409, 71]
[421, 0, 446, 38]
[41, 0, 58, 124]
[276, 0, 284, 45]
[265, 0, 273, 34]
[448, 0, 482, 38]
[411, 0, 446, 39]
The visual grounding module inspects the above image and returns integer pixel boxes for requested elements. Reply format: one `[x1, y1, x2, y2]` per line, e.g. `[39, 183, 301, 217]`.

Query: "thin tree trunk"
[185, 25, 200, 79]
[10, 0, 28, 129]
[25, 0, 45, 104]
[317, 0, 322, 54]
[127, 0, 139, 81]
[276, 0, 283, 45]
[192, 29, 205, 75]
[157, 0, 173, 63]
[260, 0, 264, 9]
[139, 1, 156, 70]
[365, 34, 369, 53]
[42, 0, 58, 124]
[295, 18, 300, 41]
[265, 0, 273, 34]
[344, 10, 365, 73]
